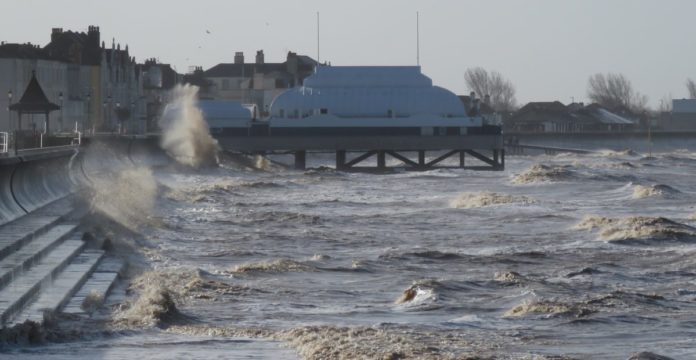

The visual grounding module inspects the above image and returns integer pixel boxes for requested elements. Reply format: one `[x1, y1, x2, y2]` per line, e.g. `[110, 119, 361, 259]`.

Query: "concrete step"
[16, 250, 104, 324]
[62, 258, 123, 316]
[0, 239, 85, 326]
[0, 216, 61, 260]
[0, 224, 79, 290]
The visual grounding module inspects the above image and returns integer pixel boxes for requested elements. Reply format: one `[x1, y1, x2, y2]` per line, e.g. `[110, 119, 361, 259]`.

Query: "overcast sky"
[2, 0, 694, 107]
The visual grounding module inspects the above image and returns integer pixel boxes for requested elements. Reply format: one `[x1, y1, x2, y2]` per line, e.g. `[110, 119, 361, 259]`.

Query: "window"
[320, 108, 328, 114]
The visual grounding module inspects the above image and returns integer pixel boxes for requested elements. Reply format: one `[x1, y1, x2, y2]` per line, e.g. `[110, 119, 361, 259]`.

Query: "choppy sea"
[4, 138, 696, 359]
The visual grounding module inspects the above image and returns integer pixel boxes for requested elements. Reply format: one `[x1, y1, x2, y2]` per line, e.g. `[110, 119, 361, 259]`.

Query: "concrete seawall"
[0, 149, 81, 226]
[0, 136, 167, 227]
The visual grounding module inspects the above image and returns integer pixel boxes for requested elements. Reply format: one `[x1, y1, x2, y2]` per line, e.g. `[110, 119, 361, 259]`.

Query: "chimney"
[87, 26, 100, 47]
[51, 28, 63, 43]
[234, 51, 244, 64]
[255, 50, 264, 64]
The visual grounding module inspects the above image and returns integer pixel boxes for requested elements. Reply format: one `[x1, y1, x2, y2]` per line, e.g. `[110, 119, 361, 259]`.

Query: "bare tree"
[464, 67, 517, 112]
[687, 78, 696, 99]
[658, 94, 673, 113]
[587, 73, 648, 113]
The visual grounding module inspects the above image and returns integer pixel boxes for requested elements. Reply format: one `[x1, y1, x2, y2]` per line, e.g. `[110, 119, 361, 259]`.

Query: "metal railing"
[0, 132, 8, 154]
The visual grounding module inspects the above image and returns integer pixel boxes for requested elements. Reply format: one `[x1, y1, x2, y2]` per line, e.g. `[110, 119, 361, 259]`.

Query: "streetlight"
[107, 94, 112, 132]
[7, 90, 12, 153]
[86, 92, 91, 134]
[116, 101, 121, 134]
[130, 101, 135, 134]
[58, 91, 63, 133]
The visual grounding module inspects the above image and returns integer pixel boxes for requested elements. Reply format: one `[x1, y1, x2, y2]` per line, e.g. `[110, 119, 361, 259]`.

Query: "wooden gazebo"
[9, 71, 60, 133]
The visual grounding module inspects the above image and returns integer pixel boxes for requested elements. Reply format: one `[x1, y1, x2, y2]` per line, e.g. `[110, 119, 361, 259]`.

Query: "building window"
[320, 108, 328, 114]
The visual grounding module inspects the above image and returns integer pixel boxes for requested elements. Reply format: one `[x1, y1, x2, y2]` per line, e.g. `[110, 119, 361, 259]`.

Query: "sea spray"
[89, 167, 158, 231]
[159, 85, 219, 168]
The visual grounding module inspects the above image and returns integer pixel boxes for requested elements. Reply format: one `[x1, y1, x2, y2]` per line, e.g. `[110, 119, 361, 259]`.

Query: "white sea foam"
[159, 85, 219, 168]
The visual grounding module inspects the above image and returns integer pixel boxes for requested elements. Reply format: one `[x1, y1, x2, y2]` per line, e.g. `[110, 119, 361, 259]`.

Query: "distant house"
[137, 59, 181, 132]
[662, 99, 696, 131]
[506, 101, 636, 133]
[1, 26, 142, 134]
[195, 51, 317, 115]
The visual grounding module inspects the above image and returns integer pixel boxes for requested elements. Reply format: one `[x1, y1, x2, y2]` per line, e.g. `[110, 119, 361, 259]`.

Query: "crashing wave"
[231, 258, 317, 274]
[493, 271, 527, 285]
[511, 164, 577, 184]
[632, 184, 681, 199]
[574, 216, 696, 243]
[503, 300, 594, 318]
[595, 149, 639, 157]
[395, 280, 441, 306]
[449, 191, 536, 209]
[113, 269, 247, 328]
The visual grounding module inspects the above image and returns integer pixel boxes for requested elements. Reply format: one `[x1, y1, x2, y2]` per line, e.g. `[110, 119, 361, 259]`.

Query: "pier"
[216, 131, 505, 171]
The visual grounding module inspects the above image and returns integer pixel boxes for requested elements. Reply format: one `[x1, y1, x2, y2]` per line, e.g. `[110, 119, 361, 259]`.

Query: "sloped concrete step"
[0, 224, 79, 290]
[63, 257, 123, 315]
[17, 250, 104, 324]
[0, 239, 85, 326]
[0, 216, 61, 260]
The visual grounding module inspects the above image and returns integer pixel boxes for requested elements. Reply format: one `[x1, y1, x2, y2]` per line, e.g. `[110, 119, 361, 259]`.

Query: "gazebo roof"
[9, 71, 60, 113]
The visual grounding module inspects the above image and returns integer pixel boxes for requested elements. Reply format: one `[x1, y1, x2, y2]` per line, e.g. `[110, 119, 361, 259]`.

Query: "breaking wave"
[159, 84, 219, 168]
[511, 164, 577, 184]
[449, 191, 536, 209]
[574, 216, 696, 244]
[113, 269, 249, 328]
[504, 300, 594, 318]
[632, 184, 681, 199]
[166, 324, 502, 359]
[394, 280, 441, 307]
[231, 259, 317, 274]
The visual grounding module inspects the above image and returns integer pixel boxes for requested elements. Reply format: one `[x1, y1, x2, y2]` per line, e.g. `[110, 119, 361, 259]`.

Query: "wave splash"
[159, 84, 219, 168]
[632, 184, 681, 199]
[450, 191, 536, 208]
[574, 216, 696, 243]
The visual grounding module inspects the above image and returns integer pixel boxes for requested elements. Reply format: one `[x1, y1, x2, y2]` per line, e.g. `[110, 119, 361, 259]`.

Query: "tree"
[587, 73, 648, 114]
[687, 78, 696, 99]
[464, 67, 517, 112]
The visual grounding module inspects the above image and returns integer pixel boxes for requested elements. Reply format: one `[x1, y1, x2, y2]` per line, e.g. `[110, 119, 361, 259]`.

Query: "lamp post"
[116, 101, 121, 134]
[107, 94, 112, 132]
[58, 91, 63, 134]
[7, 90, 12, 153]
[86, 92, 91, 135]
[130, 101, 135, 134]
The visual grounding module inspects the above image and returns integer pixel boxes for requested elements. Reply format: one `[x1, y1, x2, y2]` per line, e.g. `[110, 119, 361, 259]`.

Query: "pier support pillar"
[418, 150, 425, 168]
[377, 151, 386, 169]
[500, 149, 505, 169]
[493, 149, 499, 164]
[294, 150, 306, 170]
[459, 151, 465, 168]
[336, 150, 346, 170]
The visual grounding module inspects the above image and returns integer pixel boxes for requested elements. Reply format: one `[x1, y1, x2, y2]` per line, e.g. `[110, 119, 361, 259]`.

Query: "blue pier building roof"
[270, 66, 468, 119]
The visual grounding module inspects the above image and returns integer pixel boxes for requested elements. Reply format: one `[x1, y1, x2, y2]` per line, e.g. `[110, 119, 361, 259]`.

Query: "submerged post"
[459, 151, 465, 168]
[294, 150, 306, 170]
[377, 150, 386, 169]
[418, 150, 425, 168]
[336, 150, 346, 170]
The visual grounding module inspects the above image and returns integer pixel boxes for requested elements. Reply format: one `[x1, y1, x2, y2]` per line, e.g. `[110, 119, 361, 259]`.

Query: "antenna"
[416, 11, 420, 66]
[317, 12, 320, 64]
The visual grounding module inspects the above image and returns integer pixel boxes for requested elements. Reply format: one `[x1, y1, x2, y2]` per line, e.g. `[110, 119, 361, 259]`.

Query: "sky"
[2, 0, 695, 108]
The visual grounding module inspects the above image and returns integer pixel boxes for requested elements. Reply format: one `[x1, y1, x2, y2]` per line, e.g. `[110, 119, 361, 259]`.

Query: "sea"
[2, 89, 696, 359]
